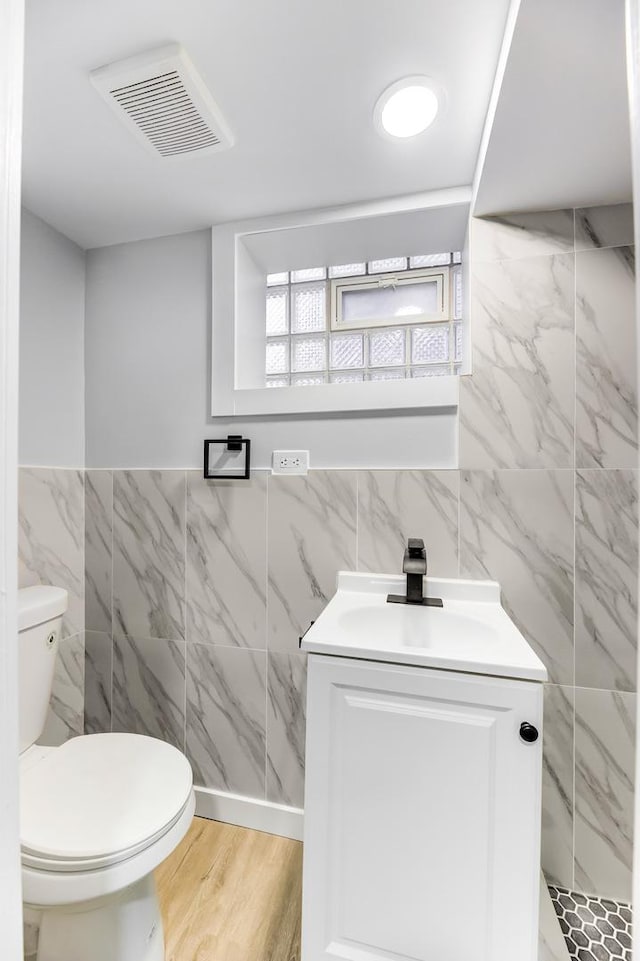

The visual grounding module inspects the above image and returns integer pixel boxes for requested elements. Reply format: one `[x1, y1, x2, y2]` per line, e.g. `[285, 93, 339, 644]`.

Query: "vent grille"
[91, 44, 234, 159]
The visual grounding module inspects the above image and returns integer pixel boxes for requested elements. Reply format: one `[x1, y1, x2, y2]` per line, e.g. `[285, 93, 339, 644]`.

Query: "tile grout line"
[81, 469, 86, 731]
[110, 469, 114, 734]
[264, 472, 270, 801]
[355, 470, 360, 573]
[457, 469, 461, 578]
[183, 469, 187, 756]
[572, 208, 577, 892]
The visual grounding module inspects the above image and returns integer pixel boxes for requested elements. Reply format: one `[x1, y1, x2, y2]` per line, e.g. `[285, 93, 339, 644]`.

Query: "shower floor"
[549, 886, 632, 961]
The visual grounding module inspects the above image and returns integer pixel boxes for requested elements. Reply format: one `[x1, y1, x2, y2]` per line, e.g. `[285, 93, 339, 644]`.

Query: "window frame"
[330, 265, 449, 332]
[210, 189, 470, 417]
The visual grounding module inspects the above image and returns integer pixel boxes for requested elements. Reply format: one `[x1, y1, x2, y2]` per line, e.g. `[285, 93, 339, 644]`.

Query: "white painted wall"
[0, 0, 24, 956]
[85, 229, 212, 469]
[85, 229, 457, 469]
[19, 208, 85, 467]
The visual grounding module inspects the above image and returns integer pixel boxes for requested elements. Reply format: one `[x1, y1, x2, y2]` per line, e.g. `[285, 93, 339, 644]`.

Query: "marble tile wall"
[18, 467, 85, 745]
[82, 457, 636, 897]
[84, 468, 460, 813]
[459, 203, 637, 903]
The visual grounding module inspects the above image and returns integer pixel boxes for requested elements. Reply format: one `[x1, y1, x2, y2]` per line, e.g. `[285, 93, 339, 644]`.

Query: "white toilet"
[18, 585, 195, 961]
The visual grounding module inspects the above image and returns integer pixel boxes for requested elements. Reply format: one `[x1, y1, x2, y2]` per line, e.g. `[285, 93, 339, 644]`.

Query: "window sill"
[218, 374, 459, 417]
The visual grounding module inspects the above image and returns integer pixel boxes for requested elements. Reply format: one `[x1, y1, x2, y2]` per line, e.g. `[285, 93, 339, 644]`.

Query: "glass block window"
[368, 368, 406, 381]
[411, 364, 451, 377]
[266, 339, 289, 375]
[409, 253, 450, 268]
[330, 371, 364, 383]
[455, 323, 463, 362]
[328, 263, 366, 278]
[266, 288, 288, 336]
[292, 373, 326, 386]
[264, 252, 462, 386]
[453, 265, 463, 320]
[410, 325, 450, 365]
[267, 272, 289, 287]
[368, 257, 407, 273]
[369, 328, 406, 367]
[330, 333, 364, 370]
[291, 267, 326, 283]
[266, 376, 290, 388]
[292, 284, 326, 333]
[292, 335, 326, 373]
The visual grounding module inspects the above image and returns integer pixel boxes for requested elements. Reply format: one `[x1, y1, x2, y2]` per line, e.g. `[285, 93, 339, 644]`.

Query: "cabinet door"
[302, 655, 543, 961]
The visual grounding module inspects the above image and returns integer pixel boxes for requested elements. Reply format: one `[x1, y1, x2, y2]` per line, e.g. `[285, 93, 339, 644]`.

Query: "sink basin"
[301, 572, 547, 681]
[338, 603, 496, 650]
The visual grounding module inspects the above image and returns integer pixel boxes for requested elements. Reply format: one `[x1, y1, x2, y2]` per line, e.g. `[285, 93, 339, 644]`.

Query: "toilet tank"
[18, 586, 68, 753]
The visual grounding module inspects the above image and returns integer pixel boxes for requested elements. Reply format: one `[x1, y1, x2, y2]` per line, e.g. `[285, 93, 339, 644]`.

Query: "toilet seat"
[20, 732, 193, 871]
[22, 791, 195, 909]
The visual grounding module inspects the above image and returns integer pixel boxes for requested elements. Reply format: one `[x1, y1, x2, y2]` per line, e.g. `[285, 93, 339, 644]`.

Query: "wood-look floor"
[156, 817, 303, 961]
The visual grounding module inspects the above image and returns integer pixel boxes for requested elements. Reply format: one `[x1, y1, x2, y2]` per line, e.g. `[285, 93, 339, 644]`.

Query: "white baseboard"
[194, 785, 304, 841]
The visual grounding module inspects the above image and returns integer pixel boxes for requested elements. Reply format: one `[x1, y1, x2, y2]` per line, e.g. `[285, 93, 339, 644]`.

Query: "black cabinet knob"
[519, 722, 539, 743]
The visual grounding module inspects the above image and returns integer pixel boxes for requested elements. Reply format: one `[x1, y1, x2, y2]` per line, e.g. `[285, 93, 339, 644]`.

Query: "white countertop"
[301, 572, 548, 682]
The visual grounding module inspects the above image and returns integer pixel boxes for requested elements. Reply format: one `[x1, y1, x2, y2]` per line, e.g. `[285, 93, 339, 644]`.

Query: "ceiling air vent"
[90, 43, 234, 159]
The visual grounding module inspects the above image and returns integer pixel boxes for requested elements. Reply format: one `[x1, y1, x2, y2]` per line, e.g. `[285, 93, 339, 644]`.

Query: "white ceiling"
[21, 0, 511, 249]
[474, 0, 632, 215]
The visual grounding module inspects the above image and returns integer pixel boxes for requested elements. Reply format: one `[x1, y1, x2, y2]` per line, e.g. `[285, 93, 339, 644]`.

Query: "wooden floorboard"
[156, 817, 303, 961]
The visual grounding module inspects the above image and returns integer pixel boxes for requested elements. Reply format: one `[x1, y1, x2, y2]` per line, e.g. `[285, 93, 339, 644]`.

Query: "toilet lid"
[20, 733, 193, 862]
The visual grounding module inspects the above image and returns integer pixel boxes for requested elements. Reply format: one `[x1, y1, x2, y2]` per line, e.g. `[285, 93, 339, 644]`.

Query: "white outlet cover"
[272, 450, 310, 474]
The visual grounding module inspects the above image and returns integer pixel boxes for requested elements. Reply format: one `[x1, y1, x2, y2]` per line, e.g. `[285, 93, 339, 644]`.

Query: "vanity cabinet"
[301, 654, 543, 961]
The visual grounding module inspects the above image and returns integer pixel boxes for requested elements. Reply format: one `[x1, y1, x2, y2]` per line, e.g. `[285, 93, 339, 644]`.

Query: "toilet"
[18, 585, 195, 961]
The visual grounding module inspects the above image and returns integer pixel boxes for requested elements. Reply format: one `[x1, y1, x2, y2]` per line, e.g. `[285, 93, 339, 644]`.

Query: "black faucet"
[403, 538, 427, 603]
[387, 537, 443, 607]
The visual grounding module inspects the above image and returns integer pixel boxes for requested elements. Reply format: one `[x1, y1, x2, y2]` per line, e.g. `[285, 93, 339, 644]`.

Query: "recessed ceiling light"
[374, 77, 440, 140]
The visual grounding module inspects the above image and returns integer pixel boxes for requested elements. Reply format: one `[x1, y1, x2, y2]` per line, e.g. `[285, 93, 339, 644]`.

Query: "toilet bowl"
[18, 586, 195, 961]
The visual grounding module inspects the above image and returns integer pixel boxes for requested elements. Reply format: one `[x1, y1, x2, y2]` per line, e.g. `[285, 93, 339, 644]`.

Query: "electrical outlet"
[272, 450, 309, 474]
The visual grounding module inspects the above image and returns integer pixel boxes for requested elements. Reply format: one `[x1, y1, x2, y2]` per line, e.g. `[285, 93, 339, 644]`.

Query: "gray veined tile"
[186, 644, 266, 798]
[18, 467, 84, 638]
[460, 470, 574, 685]
[113, 470, 186, 640]
[268, 471, 357, 654]
[471, 210, 574, 263]
[267, 652, 307, 808]
[576, 245, 637, 468]
[574, 203, 635, 251]
[541, 685, 574, 889]
[459, 253, 574, 469]
[84, 630, 112, 735]
[85, 470, 112, 634]
[575, 688, 635, 902]
[575, 470, 638, 692]
[357, 470, 458, 577]
[40, 633, 85, 747]
[112, 634, 185, 750]
[186, 472, 267, 648]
